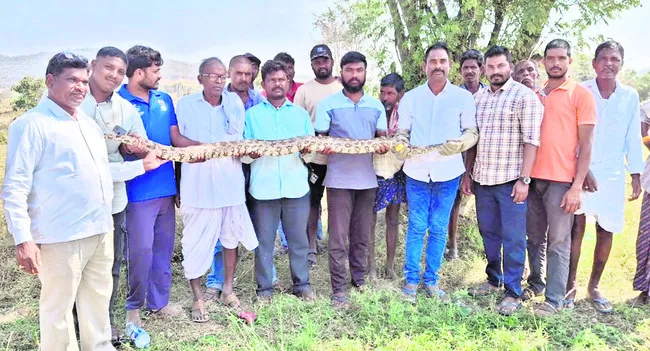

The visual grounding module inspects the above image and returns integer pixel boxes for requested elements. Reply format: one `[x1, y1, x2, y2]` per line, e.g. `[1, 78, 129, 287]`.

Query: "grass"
[0, 103, 649, 350]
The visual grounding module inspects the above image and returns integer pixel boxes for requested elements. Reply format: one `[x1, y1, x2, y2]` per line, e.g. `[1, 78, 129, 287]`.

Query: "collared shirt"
[176, 91, 246, 208]
[460, 82, 486, 95]
[582, 79, 643, 174]
[532, 78, 597, 182]
[2, 98, 113, 245]
[226, 83, 264, 110]
[261, 81, 304, 102]
[294, 79, 343, 165]
[397, 81, 477, 183]
[472, 78, 544, 186]
[244, 99, 314, 200]
[315, 90, 387, 189]
[118, 85, 177, 202]
[81, 92, 147, 214]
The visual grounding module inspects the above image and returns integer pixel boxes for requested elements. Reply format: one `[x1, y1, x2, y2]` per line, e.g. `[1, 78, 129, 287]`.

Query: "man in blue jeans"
[395, 42, 478, 302]
[461, 46, 543, 315]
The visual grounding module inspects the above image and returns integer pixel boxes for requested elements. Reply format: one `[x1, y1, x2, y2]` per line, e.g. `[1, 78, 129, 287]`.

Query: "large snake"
[104, 134, 441, 163]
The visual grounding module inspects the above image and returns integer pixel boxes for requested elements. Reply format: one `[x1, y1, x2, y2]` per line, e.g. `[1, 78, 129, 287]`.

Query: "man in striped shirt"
[462, 46, 544, 315]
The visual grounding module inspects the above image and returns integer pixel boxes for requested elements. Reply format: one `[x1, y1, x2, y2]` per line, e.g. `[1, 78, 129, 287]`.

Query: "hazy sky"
[0, 0, 648, 80]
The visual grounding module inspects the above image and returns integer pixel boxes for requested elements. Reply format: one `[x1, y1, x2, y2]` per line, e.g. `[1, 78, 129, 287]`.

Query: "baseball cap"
[310, 44, 332, 60]
[243, 53, 261, 65]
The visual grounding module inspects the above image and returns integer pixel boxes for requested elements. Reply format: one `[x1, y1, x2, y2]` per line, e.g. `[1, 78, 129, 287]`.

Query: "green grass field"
[0, 103, 648, 350]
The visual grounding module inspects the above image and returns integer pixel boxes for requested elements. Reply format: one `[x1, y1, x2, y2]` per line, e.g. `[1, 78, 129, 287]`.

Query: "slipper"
[204, 287, 222, 301]
[401, 286, 417, 304]
[563, 298, 575, 310]
[591, 297, 613, 314]
[468, 282, 501, 297]
[533, 301, 560, 317]
[331, 294, 349, 308]
[220, 293, 242, 309]
[307, 253, 317, 268]
[191, 301, 210, 323]
[497, 298, 522, 316]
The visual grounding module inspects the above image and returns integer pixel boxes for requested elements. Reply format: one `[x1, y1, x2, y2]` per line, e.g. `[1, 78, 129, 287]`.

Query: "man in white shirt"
[80, 46, 168, 342]
[2, 52, 115, 350]
[175, 57, 258, 321]
[395, 42, 478, 302]
[566, 40, 643, 313]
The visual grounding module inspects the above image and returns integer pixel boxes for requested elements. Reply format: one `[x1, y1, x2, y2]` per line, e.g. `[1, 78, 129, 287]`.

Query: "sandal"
[220, 293, 242, 309]
[591, 297, 613, 314]
[307, 253, 317, 268]
[204, 287, 222, 301]
[533, 301, 560, 317]
[191, 300, 210, 323]
[497, 298, 521, 316]
[468, 282, 501, 297]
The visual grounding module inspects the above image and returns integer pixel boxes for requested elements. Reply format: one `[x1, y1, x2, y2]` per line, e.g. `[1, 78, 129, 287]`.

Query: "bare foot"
[368, 267, 378, 282]
[126, 309, 141, 327]
[386, 267, 397, 280]
[191, 300, 210, 323]
[204, 287, 221, 301]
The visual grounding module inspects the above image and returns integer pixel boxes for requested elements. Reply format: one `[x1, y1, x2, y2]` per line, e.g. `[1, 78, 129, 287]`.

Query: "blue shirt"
[226, 84, 264, 110]
[315, 90, 387, 189]
[460, 82, 486, 94]
[118, 85, 178, 202]
[244, 99, 314, 200]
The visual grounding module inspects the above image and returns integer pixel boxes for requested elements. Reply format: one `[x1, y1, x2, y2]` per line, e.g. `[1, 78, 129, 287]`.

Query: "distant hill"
[0, 49, 199, 92]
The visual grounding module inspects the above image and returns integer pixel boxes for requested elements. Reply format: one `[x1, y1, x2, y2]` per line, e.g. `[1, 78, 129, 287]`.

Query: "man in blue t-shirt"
[118, 45, 198, 328]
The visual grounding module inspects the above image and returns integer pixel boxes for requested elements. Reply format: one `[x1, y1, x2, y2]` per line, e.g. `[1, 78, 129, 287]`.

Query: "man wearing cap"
[244, 53, 262, 90]
[294, 44, 343, 266]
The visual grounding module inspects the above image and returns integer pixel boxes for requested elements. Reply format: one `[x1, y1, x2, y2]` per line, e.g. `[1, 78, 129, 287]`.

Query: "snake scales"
[104, 134, 441, 163]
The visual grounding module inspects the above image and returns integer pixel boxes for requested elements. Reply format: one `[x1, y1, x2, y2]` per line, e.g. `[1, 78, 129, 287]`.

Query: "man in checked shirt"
[462, 46, 543, 315]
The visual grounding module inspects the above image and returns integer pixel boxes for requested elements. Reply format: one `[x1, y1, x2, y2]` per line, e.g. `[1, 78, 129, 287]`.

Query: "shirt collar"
[42, 97, 80, 120]
[487, 77, 514, 93]
[262, 98, 293, 110]
[118, 84, 160, 103]
[540, 76, 576, 92]
[583, 78, 619, 96]
[460, 81, 486, 91]
[339, 89, 368, 104]
[424, 79, 451, 96]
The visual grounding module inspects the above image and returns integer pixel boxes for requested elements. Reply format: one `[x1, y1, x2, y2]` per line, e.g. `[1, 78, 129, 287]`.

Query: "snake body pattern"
[105, 134, 441, 163]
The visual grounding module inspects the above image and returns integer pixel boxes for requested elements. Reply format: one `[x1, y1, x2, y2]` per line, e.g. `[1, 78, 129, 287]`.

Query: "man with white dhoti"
[565, 40, 643, 313]
[175, 57, 258, 322]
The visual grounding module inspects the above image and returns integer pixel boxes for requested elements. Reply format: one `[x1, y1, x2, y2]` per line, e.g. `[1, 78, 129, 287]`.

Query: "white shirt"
[80, 92, 148, 214]
[2, 98, 114, 245]
[176, 91, 246, 209]
[397, 81, 477, 182]
[581, 79, 643, 174]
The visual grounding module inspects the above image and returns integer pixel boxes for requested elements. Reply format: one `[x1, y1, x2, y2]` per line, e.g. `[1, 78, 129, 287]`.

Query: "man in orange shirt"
[524, 39, 596, 317]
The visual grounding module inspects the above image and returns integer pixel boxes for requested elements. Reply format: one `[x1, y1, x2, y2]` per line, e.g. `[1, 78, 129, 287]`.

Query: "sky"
[0, 0, 648, 80]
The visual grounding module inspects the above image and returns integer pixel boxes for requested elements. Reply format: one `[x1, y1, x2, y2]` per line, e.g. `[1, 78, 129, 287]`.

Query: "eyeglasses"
[200, 73, 228, 82]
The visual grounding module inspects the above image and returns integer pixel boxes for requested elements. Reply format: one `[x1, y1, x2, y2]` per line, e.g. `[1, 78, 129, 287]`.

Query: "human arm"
[439, 92, 479, 156]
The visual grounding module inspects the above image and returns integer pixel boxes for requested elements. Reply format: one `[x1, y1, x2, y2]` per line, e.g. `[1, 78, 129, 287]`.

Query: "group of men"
[1, 36, 646, 349]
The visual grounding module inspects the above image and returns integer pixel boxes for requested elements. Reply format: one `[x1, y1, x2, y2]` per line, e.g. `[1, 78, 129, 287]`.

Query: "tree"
[315, 0, 641, 88]
[11, 76, 45, 111]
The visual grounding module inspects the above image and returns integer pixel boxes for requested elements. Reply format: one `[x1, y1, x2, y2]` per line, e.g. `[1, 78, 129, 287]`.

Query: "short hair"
[544, 39, 572, 58]
[260, 60, 288, 81]
[96, 46, 128, 65]
[45, 52, 89, 77]
[125, 45, 163, 78]
[380, 73, 405, 93]
[229, 55, 251, 69]
[340, 51, 367, 68]
[273, 52, 295, 65]
[594, 40, 624, 60]
[199, 57, 225, 74]
[424, 42, 452, 62]
[460, 49, 484, 68]
[514, 60, 539, 73]
[484, 46, 512, 63]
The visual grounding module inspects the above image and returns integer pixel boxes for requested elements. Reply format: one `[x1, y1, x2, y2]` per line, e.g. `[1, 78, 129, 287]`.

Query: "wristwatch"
[519, 176, 531, 185]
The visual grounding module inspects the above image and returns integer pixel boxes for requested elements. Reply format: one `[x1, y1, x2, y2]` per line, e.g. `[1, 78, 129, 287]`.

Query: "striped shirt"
[472, 78, 544, 186]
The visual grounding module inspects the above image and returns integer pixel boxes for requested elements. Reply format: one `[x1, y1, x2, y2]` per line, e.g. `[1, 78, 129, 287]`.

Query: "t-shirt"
[294, 79, 343, 165]
[118, 85, 178, 202]
[314, 90, 387, 189]
[531, 78, 597, 183]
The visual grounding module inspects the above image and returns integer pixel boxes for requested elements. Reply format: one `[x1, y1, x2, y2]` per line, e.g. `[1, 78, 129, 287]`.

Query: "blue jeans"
[475, 181, 527, 298]
[206, 241, 224, 290]
[278, 223, 288, 248]
[404, 175, 460, 287]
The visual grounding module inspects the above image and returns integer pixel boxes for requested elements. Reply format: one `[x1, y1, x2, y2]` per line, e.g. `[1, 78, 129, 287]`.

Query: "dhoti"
[181, 204, 258, 280]
[575, 168, 626, 233]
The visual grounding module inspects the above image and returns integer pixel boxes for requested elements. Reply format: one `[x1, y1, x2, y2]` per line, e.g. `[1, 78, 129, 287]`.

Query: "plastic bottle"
[125, 323, 151, 348]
